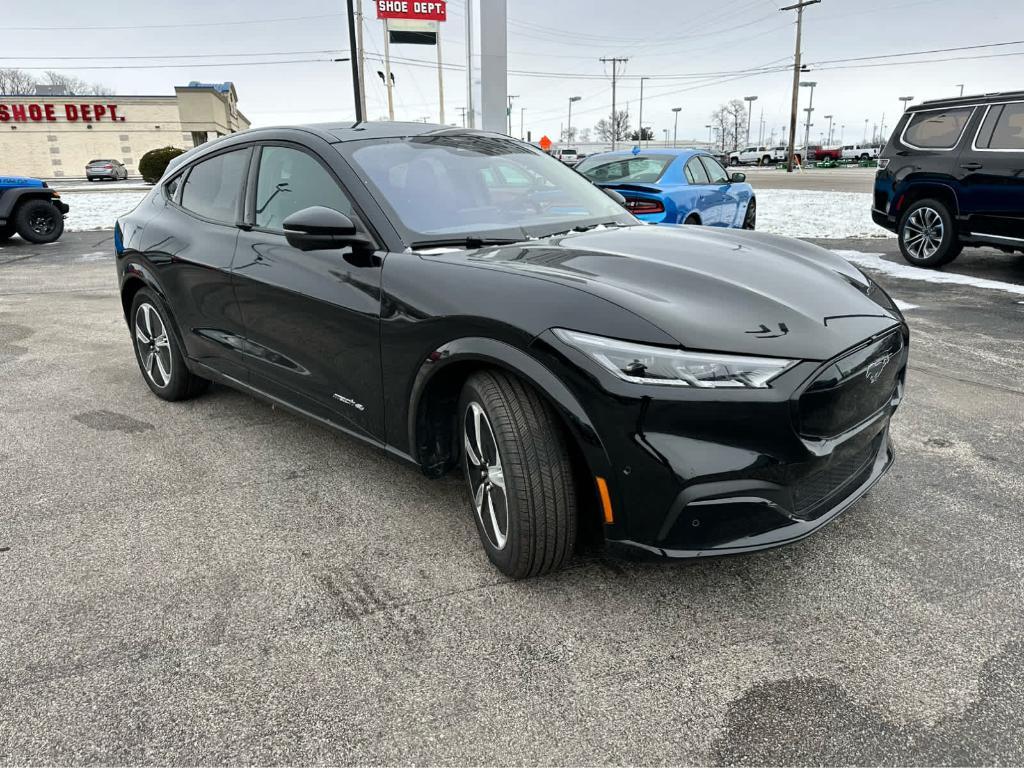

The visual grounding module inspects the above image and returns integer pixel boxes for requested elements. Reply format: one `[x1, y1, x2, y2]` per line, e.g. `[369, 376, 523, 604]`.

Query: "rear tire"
[14, 199, 64, 244]
[458, 370, 577, 579]
[897, 199, 962, 268]
[683, 214, 701, 225]
[129, 288, 210, 401]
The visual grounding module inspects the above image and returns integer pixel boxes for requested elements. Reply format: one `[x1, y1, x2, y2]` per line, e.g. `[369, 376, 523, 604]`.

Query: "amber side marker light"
[595, 477, 614, 524]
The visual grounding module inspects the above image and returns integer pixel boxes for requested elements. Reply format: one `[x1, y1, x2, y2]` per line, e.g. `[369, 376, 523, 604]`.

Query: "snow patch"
[834, 249, 1024, 297]
[757, 189, 893, 240]
[894, 300, 919, 311]
[62, 191, 147, 232]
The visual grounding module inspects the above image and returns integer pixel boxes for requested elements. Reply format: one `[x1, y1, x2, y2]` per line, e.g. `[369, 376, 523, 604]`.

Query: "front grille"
[792, 434, 882, 518]
[799, 330, 905, 439]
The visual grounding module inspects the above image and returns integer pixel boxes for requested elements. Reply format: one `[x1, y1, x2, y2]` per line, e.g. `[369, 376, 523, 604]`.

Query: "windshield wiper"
[410, 236, 523, 250]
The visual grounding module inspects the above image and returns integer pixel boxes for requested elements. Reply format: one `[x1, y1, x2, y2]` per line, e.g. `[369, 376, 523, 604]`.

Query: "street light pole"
[567, 95, 581, 145]
[781, 0, 820, 172]
[899, 95, 914, 112]
[744, 95, 758, 145]
[672, 106, 681, 148]
[800, 80, 816, 154]
[956, 83, 964, 97]
[705, 123, 712, 149]
[662, 128, 669, 146]
[824, 114, 833, 145]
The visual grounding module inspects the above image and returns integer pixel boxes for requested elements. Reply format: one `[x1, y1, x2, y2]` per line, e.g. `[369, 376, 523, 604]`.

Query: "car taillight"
[102, 165, 113, 169]
[624, 198, 664, 215]
[877, 158, 890, 170]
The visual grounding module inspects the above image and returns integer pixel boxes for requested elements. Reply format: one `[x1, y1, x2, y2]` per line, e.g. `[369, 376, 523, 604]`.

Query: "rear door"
[146, 146, 252, 381]
[683, 155, 719, 225]
[957, 100, 1024, 242]
[231, 141, 386, 439]
[699, 155, 740, 227]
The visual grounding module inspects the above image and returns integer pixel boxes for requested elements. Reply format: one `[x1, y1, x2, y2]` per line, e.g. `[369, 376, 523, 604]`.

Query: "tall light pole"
[520, 107, 526, 140]
[507, 94, 518, 136]
[567, 95, 581, 145]
[863, 117, 869, 142]
[662, 128, 669, 146]
[672, 106, 681, 148]
[800, 81, 816, 154]
[705, 123, 713, 149]
[782, 0, 820, 172]
[899, 95, 914, 112]
[744, 95, 758, 145]
[824, 114, 834, 145]
[840, 123, 845, 142]
[956, 83, 964, 97]
[637, 77, 650, 147]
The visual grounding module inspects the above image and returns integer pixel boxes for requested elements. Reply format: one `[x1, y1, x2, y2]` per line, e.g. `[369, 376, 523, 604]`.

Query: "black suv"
[873, 91, 1024, 267]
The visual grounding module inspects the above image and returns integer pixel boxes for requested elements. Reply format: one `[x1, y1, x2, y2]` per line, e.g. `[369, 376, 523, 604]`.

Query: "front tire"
[742, 199, 756, 230]
[458, 370, 577, 579]
[898, 199, 962, 268]
[130, 289, 209, 401]
[14, 199, 64, 244]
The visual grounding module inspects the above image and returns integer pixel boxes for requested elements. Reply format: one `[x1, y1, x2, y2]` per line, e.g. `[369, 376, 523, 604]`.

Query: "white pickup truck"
[728, 146, 787, 166]
[840, 144, 880, 161]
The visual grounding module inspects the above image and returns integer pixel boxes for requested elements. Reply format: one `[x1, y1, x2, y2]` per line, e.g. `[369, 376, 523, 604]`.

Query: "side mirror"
[602, 188, 627, 206]
[730, 172, 746, 183]
[281, 206, 373, 252]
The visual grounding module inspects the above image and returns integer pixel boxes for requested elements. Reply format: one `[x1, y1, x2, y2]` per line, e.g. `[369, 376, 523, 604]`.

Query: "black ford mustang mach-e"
[115, 123, 908, 578]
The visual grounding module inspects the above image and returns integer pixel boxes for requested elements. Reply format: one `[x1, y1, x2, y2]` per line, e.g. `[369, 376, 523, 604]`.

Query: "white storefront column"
[479, 0, 508, 135]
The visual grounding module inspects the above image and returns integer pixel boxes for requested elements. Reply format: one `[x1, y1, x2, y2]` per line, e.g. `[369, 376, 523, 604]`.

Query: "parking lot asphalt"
[2, 231, 1023, 764]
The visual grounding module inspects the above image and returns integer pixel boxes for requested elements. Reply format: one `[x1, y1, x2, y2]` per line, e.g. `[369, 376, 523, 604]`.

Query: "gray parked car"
[86, 159, 128, 181]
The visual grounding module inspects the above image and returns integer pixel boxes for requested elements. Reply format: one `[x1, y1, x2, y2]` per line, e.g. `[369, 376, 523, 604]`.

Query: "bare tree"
[0, 68, 36, 95]
[594, 110, 631, 142]
[42, 70, 114, 96]
[560, 126, 578, 143]
[709, 99, 748, 152]
[577, 128, 591, 143]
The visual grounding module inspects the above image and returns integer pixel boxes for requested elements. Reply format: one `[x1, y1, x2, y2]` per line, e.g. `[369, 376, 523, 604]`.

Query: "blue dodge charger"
[576, 148, 756, 228]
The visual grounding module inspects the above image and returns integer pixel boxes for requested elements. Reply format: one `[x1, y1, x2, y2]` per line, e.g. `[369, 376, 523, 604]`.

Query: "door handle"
[961, 162, 983, 170]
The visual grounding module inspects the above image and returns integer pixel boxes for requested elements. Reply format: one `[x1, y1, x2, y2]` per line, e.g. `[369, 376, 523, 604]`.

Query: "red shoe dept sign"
[375, 0, 446, 21]
[0, 103, 125, 122]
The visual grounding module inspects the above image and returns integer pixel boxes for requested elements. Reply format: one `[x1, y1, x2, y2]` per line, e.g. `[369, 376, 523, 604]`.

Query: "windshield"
[575, 154, 673, 184]
[345, 134, 633, 243]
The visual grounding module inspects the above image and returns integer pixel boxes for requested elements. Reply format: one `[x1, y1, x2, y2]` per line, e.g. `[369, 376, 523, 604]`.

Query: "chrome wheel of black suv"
[898, 199, 962, 268]
[114, 122, 908, 577]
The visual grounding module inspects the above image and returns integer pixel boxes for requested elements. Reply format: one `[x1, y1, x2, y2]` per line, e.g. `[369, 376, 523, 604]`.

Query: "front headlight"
[554, 329, 795, 388]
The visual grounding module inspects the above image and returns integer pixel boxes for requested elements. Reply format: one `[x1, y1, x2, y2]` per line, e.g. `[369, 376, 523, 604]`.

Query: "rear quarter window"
[902, 107, 974, 149]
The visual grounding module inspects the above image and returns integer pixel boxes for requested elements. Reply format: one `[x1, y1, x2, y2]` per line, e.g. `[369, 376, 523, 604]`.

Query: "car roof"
[581, 148, 705, 160]
[912, 90, 1024, 112]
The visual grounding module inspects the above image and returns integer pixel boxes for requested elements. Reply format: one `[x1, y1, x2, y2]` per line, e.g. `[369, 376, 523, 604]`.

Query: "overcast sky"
[3, 0, 1024, 146]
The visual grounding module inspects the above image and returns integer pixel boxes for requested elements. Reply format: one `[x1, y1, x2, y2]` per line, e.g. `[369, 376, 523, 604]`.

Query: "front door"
[699, 155, 740, 227]
[231, 143, 385, 440]
[957, 101, 1024, 242]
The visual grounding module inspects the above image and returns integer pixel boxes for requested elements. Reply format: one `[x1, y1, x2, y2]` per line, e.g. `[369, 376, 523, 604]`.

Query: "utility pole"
[801, 80, 816, 153]
[507, 94, 519, 136]
[346, 0, 363, 121]
[465, 0, 474, 128]
[781, 0, 820, 172]
[436, 25, 445, 124]
[567, 95, 581, 144]
[758, 107, 765, 145]
[672, 106, 681, 148]
[638, 76, 649, 147]
[354, 0, 367, 119]
[599, 57, 629, 151]
[744, 95, 758, 145]
[382, 19, 395, 120]
[520, 107, 525, 140]
[458, 106, 466, 127]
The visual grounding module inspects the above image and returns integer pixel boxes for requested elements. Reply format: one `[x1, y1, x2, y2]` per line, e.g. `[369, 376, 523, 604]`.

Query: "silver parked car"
[86, 159, 128, 181]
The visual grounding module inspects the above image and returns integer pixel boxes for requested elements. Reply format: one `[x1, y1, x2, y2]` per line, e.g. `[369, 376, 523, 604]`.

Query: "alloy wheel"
[134, 303, 173, 388]
[29, 211, 56, 236]
[903, 206, 945, 261]
[463, 402, 508, 550]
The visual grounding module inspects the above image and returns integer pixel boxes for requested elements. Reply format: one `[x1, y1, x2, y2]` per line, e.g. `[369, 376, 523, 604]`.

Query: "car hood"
[0, 176, 44, 189]
[433, 225, 902, 361]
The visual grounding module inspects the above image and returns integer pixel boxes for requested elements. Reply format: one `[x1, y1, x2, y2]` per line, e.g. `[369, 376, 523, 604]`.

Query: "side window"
[902, 107, 974, 149]
[976, 103, 1024, 150]
[255, 146, 353, 231]
[684, 157, 711, 185]
[179, 148, 250, 223]
[700, 155, 730, 184]
[164, 174, 181, 200]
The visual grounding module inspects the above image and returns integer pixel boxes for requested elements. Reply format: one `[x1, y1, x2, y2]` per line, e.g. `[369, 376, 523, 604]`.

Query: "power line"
[3, 13, 344, 31]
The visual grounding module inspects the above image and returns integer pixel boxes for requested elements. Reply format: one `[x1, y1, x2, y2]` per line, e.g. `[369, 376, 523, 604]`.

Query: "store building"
[0, 81, 249, 179]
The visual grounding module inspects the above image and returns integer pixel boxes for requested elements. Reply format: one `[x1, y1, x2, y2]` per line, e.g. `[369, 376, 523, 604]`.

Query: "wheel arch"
[407, 337, 612, 485]
[895, 181, 960, 219]
[0, 188, 58, 222]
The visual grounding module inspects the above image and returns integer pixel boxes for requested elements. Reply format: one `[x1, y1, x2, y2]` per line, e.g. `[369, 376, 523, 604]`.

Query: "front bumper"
[53, 199, 70, 215]
[871, 207, 895, 232]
